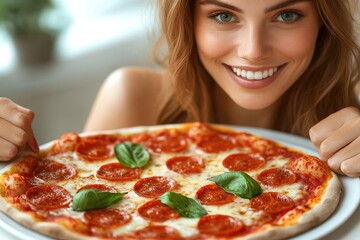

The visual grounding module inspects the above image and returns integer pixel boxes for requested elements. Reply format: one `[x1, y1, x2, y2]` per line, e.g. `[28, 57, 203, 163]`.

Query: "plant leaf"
[208, 171, 262, 199]
[72, 189, 126, 211]
[114, 142, 150, 168]
[158, 192, 207, 218]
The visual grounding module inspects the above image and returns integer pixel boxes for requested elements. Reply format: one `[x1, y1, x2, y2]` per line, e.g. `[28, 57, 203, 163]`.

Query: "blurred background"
[0, 0, 158, 144]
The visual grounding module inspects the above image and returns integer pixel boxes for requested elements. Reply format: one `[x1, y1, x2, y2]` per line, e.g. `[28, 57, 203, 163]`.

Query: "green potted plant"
[0, 0, 58, 65]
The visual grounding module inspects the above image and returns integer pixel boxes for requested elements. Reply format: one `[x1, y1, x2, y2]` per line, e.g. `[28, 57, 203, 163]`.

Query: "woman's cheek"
[196, 29, 234, 61]
[272, 28, 318, 60]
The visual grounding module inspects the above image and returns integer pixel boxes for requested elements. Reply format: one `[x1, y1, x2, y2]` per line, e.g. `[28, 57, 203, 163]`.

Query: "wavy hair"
[154, 0, 360, 137]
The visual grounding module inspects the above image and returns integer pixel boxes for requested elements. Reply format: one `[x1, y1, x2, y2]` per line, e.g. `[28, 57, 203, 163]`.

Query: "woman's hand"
[0, 98, 39, 161]
[309, 107, 360, 177]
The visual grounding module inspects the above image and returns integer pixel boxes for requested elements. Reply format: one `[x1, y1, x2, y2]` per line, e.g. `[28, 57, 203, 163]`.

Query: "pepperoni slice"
[250, 192, 296, 214]
[137, 199, 180, 222]
[250, 137, 276, 152]
[234, 132, 253, 148]
[3, 173, 30, 198]
[257, 168, 297, 187]
[197, 214, 245, 237]
[96, 163, 142, 181]
[26, 185, 72, 210]
[166, 155, 205, 174]
[84, 208, 131, 228]
[291, 155, 329, 184]
[196, 184, 236, 205]
[188, 123, 238, 153]
[77, 184, 117, 193]
[51, 132, 81, 154]
[134, 225, 181, 239]
[265, 146, 303, 160]
[82, 134, 128, 144]
[14, 155, 39, 176]
[196, 134, 238, 153]
[133, 176, 177, 198]
[131, 132, 149, 144]
[237, 135, 302, 159]
[187, 122, 221, 141]
[145, 129, 188, 153]
[34, 162, 77, 181]
[76, 139, 114, 161]
[222, 153, 266, 171]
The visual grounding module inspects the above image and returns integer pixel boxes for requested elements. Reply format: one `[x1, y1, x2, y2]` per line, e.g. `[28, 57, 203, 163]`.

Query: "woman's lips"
[226, 64, 286, 89]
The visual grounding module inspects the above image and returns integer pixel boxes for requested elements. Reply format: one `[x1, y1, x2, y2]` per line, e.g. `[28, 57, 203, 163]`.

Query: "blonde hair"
[155, 0, 360, 137]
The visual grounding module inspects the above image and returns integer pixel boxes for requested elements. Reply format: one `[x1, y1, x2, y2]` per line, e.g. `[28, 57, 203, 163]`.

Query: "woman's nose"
[237, 24, 271, 62]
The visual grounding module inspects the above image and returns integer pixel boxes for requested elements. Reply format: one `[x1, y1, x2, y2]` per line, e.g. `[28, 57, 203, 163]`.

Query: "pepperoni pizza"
[0, 122, 341, 239]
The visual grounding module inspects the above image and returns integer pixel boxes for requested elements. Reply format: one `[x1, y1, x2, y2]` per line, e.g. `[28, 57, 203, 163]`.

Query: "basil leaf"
[158, 192, 207, 218]
[208, 171, 262, 199]
[72, 189, 126, 211]
[114, 142, 150, 168]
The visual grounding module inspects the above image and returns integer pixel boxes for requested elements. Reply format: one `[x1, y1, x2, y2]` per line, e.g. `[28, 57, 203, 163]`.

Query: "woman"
[1, 0, 360, 177]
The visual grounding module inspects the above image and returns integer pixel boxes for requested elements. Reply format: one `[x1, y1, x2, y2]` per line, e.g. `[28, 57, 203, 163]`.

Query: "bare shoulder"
[109, 67, 169, 97]
[84, 66, 171, 132]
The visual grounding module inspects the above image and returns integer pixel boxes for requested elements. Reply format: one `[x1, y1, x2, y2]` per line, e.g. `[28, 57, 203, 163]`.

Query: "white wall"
[0, 0, 158, 144]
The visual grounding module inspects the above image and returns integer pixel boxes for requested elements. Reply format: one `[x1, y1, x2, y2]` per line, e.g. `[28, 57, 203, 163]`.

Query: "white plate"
[0, 126, 359, 240]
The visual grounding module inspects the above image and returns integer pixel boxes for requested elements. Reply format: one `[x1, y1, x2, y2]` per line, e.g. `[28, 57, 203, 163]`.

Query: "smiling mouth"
[230, 65, 284, 80]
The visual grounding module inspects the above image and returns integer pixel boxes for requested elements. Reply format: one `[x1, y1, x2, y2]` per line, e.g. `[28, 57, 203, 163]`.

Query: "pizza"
[0, 122, 341, 240]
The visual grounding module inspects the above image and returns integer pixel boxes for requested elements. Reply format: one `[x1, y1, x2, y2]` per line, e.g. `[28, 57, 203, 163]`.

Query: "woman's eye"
[211, 12, 236, 24]
[275, 11, 302, 23]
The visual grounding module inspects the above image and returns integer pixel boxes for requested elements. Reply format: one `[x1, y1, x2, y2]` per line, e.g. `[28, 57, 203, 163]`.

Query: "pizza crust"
[242, 171, 342, 240]
[0, 196, 96, 240]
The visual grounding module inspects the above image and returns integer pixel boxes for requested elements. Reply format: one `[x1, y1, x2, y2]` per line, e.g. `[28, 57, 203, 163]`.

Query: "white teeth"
[241, 70, 246, 78]
[254, 71, 262, 80]
[247, 71, 254, 80]
[262, 70, 268, 78]
[231, 66, 278, 80]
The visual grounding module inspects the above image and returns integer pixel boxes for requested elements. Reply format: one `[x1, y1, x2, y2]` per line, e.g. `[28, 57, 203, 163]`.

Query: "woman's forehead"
[194, 0, 319, 17]
[195, 0, 316, 8]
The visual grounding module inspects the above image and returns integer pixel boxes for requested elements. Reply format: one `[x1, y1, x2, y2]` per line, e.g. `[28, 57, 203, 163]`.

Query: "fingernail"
[28, 137, 40, 152]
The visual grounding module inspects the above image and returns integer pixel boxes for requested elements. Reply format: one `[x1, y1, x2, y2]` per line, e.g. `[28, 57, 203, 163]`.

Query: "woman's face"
[194, 0, 321, 110]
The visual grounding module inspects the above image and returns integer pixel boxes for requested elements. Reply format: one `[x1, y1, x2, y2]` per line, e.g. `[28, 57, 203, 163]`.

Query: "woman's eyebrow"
[199, 0, 242, 13]
[265, 0, 311, 13]
[199, 0, 311, 13]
